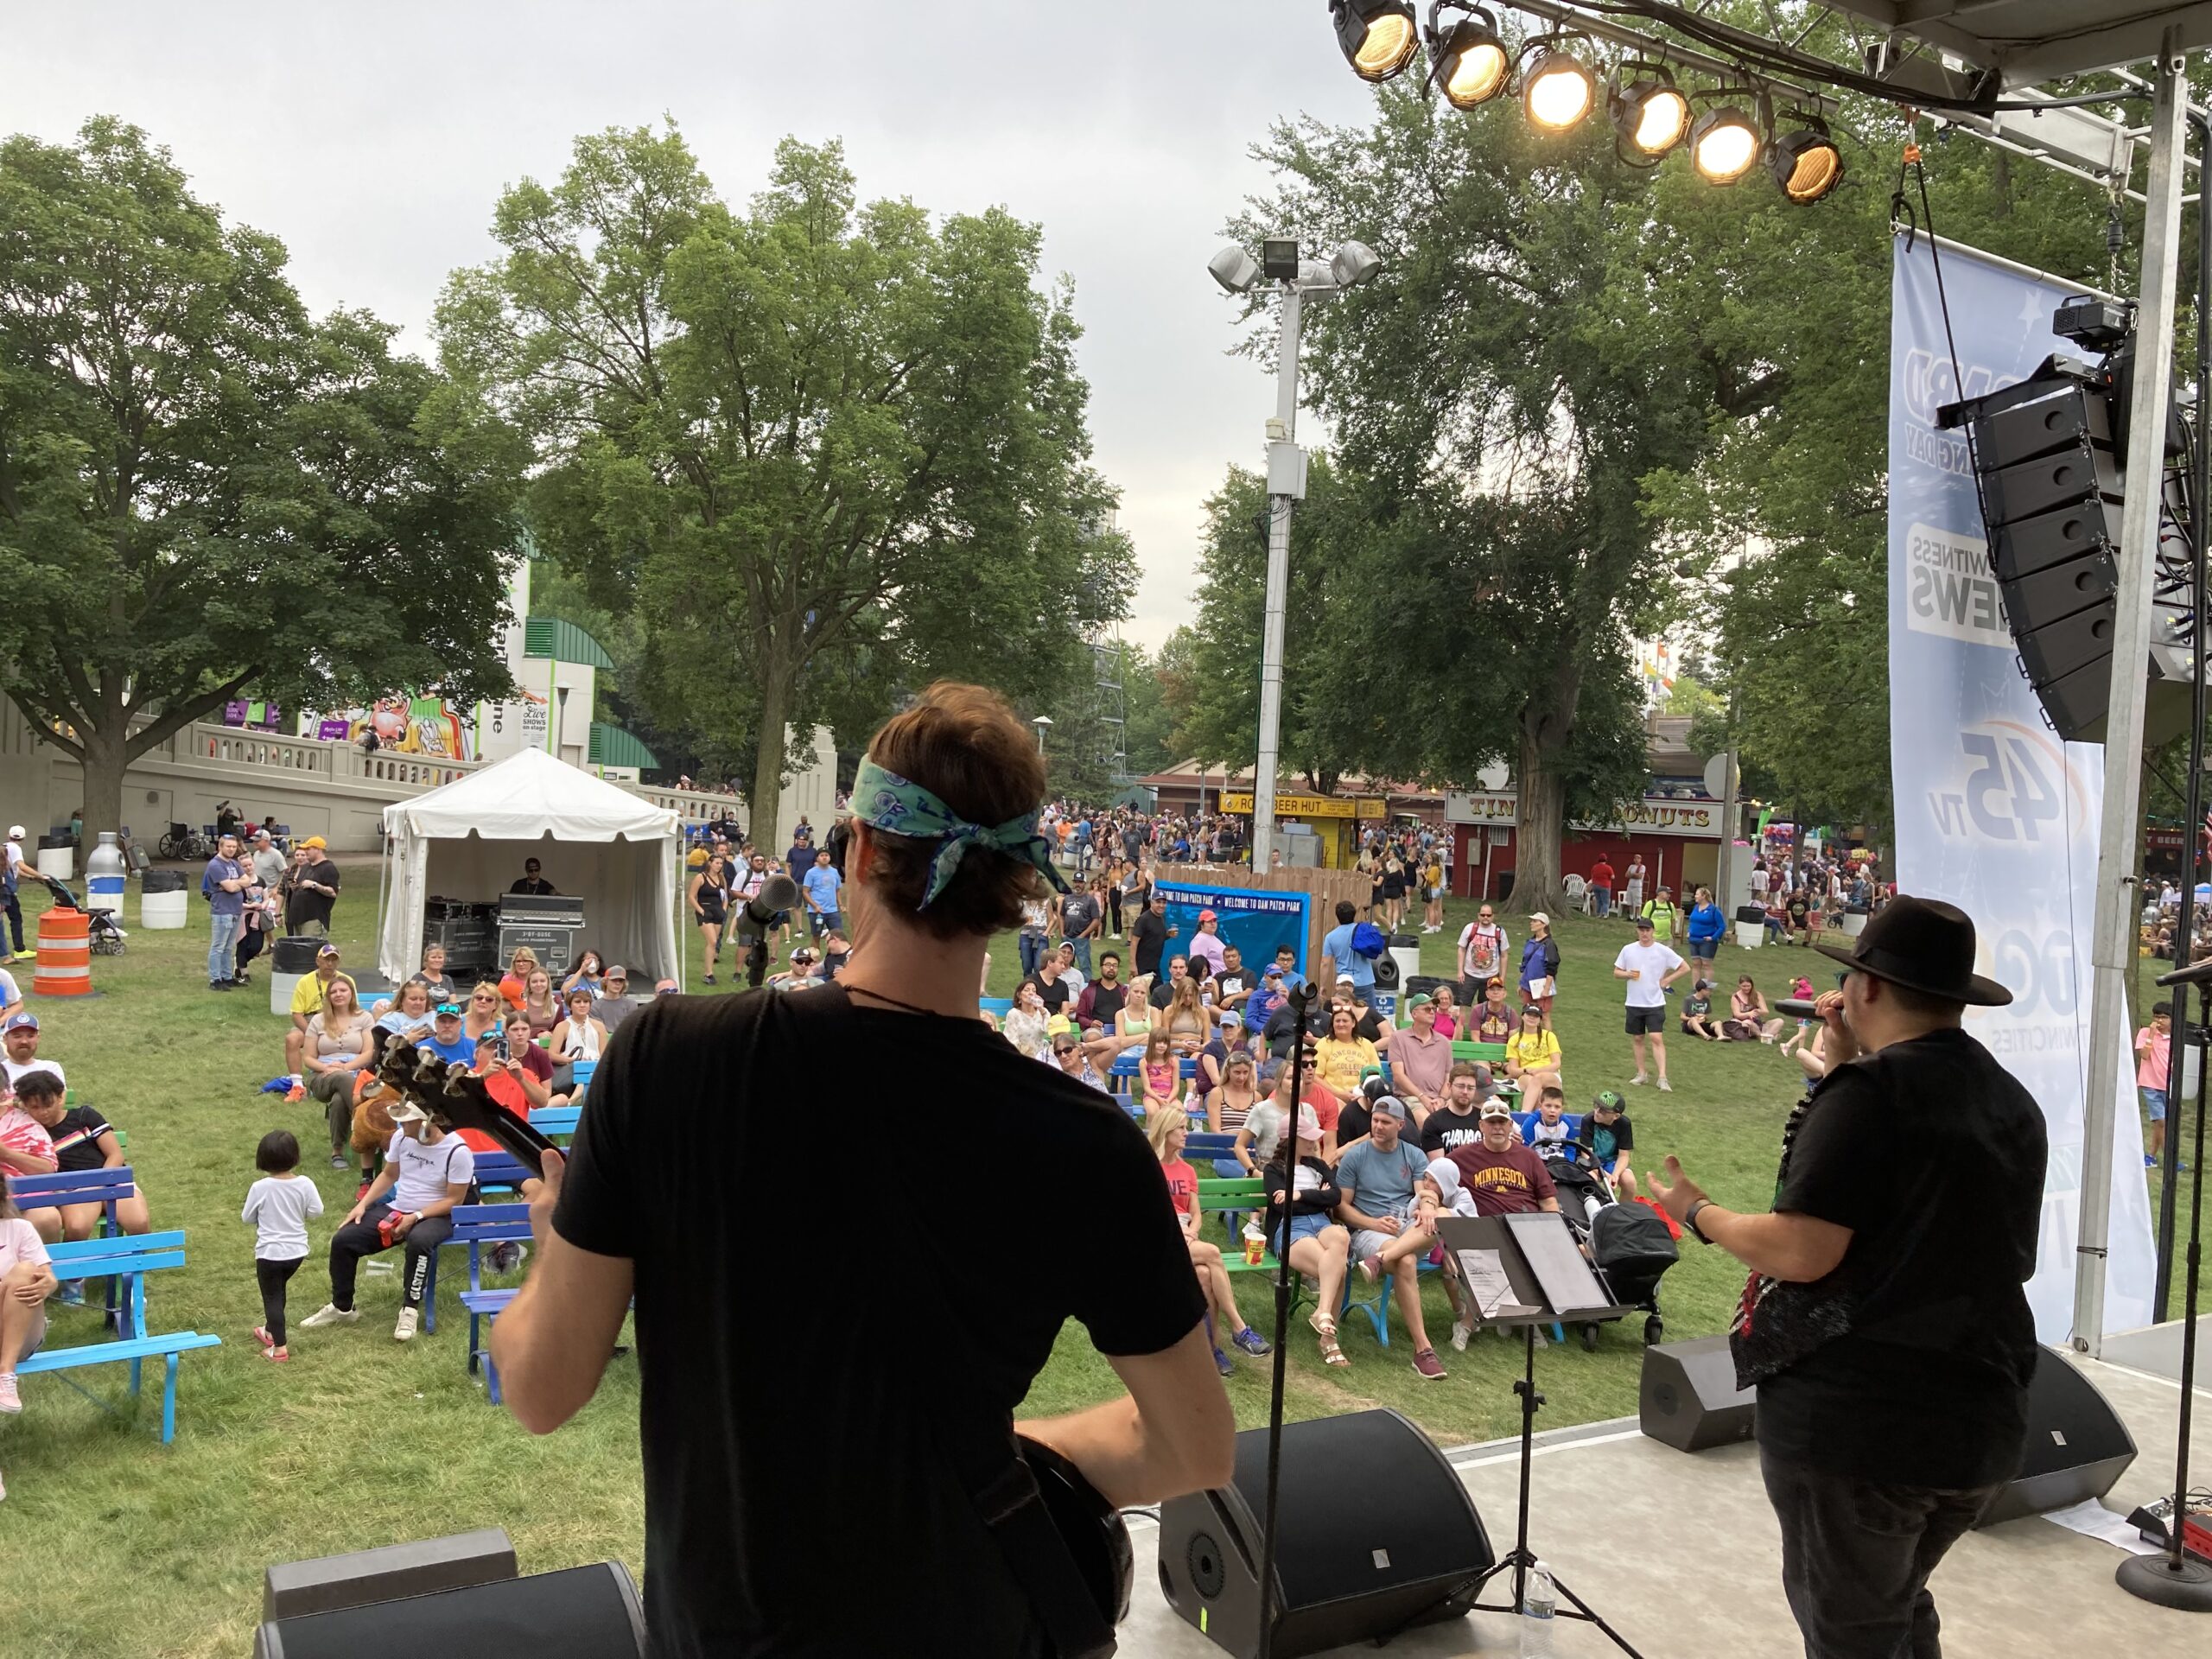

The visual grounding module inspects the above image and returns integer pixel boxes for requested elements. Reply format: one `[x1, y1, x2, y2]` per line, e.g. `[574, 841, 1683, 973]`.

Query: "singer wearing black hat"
[1647, 896, 2045, 1659]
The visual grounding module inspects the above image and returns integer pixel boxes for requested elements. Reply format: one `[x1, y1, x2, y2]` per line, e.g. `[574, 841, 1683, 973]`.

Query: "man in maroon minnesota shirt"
[1448, 1103, 1560, 1216]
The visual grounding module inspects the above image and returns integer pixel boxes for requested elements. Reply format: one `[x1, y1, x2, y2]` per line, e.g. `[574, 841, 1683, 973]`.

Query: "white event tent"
[376, 747, 683, 988]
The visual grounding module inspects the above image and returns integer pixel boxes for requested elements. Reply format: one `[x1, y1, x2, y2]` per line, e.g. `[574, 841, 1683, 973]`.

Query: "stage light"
[1332, 0, 1420, 83]
[1611, 73, 1692, 158]
[1262, 238, 1303, 281]
[1522, 47, 1597, 132]
[1427, 4, 1509, 111]
[1769, 120, 1845, 203]
[1330, 239, 1383, 287]
[1690, 105, 1764, 184]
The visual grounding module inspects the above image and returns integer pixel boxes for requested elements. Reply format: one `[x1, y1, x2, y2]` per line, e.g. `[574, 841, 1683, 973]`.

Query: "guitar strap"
[741, 984, 1118, 1659]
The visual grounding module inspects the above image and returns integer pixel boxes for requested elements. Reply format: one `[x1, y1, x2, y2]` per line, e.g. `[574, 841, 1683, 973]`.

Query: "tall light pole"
[1032, 714, 1052, 753]
[1208, 236, 1382, 871]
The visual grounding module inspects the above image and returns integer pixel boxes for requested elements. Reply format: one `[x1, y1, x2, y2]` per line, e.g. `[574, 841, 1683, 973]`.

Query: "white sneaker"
[0, 1373, 19, 1414]
[1450, 1319, 1471, 1352]
[1656, 1079, 1673, 1092]
[298, 1304, 359, 1330]
[1628, 1074, 1648, 1086]
[393, 1306, 420, 1342]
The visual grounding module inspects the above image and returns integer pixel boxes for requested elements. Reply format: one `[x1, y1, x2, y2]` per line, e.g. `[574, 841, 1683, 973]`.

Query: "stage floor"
[1119, 1342, 2210, 1656]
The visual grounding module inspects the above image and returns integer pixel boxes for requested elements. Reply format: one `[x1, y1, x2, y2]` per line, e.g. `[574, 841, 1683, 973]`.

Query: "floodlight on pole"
[1425, 3, 1509, 111]
[1209, 245, 1261, 295]
[1032, 715, 1052, 753]
[1332, 0, 1419, 83]
[1209, 236, 1384, 873]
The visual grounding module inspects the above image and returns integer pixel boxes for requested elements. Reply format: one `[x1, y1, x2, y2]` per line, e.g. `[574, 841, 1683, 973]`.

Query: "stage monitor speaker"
[1157, 1408, 1491, 1659]
[1639, 1334, 1757, 1452]
[264, 1528, 518, 1622]
[253, 1562, 646, 1659]
[1975, 1344, 2138, 1528]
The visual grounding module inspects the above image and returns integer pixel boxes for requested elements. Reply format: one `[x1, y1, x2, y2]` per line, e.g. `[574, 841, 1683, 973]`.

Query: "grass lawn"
[0, 877, 2190, 1656]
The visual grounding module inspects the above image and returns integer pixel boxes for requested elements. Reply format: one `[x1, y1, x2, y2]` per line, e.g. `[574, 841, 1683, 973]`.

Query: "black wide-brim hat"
[1812, 894, 2012, 1007]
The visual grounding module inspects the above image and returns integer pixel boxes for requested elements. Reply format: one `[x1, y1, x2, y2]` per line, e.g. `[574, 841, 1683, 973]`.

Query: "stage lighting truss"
[1609, 62, 1691, 164]
[1333, 0, 1421, 84]
[1424, 2, 1510, 111]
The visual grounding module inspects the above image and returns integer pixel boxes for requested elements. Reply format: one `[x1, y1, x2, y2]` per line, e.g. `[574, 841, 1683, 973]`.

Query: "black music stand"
[1435, 1212, 1649, 1656]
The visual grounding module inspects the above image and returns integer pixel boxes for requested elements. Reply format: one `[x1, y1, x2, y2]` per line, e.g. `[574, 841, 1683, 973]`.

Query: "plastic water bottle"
[1519, 1560, 1556, 1656]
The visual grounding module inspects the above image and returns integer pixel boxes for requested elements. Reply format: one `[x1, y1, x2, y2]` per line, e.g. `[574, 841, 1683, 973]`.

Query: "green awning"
[588, 721, 658, 771]
[523, 615, 615, 671]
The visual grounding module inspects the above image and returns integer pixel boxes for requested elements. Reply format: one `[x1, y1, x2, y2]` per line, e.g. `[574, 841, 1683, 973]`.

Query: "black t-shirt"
[1352, 1008, 1387, 1044]
[1084, 980, 1127, 1026]
[1130, 911, 1168, 977]
[1575, 1111, 1635, 1167]
[1420, 1104, 1484, 1158]
[509, 876, 557, 894]
[45, 1104, 112, 1172]
[1148, 976, 1184, 1011]
[1751, 1028, 2046, 1489]
[554, 988, 1204, 1654]
[1264, 1003, 1329, 1061]
[1214, 969, 1253, 1006]
[289, 857, 341, 928]
[1335, 1097, 1373, 1150]
[1025, 974, 1071, 1016]
[1059, 893, 1101, 938]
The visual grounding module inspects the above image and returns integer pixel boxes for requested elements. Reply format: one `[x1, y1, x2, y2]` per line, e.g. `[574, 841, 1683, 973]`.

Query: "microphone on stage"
[735, 874, 801, 990]
[2154, 956, 2212, 988]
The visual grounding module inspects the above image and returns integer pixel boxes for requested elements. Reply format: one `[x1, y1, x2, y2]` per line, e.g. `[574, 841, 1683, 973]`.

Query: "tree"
[440, 125, 1125, 836]
[1228, 91, 1711, 911]
[0, 120, 519, 844]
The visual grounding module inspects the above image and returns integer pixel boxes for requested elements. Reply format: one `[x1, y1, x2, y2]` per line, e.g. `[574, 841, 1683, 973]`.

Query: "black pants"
[236, 924, 267, 975]
[1, 889, 21, 955]
[1761, 1450, 2002, 1659]
[327, 1205, 454, 1312]
[1107, 890, 1122, 934]
[256, 1256, 302, 1348]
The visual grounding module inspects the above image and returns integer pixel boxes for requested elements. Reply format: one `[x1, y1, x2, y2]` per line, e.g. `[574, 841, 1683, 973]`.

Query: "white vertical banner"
[1888, 234, 2158, 1341]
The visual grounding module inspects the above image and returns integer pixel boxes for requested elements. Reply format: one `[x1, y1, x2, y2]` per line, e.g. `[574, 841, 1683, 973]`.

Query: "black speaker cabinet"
[1640, 1334, 1757, 1452]
[1157, 1409, 1492, 1658]
[1975, 1344, 2138, 1528]
[254, 1562, 646, 1658]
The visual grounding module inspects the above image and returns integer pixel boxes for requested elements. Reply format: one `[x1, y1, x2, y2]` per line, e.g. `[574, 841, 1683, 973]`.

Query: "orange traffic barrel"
[35, 906, 91, 996]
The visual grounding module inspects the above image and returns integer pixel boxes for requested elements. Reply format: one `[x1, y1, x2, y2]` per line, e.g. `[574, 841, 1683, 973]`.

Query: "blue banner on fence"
[1153, 882, 1309, 981]
[1887, 233, 2154, 1340]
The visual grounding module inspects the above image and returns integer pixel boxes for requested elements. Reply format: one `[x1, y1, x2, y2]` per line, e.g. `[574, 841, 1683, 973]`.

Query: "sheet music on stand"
[1437, 1212, 1629, 1328]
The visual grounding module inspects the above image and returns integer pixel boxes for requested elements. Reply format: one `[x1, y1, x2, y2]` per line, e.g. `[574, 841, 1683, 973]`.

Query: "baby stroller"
[1541, 1145, 1676, 1351]
[35, 873, 129, 956]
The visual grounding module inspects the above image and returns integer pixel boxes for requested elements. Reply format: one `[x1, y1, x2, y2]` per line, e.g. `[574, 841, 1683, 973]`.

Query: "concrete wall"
[773, 727, 840, 854]
[0, 703, 743, 853]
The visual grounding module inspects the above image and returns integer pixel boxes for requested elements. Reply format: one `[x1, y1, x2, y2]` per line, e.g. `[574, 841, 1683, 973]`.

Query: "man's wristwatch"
[1683, 1199, 1715, 1244]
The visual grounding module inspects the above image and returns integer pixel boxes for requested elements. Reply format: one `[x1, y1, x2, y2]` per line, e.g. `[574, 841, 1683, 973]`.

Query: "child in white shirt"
[242, 1130, 322, 1361]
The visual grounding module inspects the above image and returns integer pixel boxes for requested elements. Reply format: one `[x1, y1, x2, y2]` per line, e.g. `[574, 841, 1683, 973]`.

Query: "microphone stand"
[2123, 950, 2212, 1608]
[1255, 978, 1317, 1659]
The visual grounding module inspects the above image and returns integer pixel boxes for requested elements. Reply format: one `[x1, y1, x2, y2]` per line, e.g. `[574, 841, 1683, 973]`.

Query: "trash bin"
[1385, 933, 1422, 995]
[140, 868, 188, 930]
[1841, 907, 1869, 938]
[86, 832, 126, 914]
[270, 935, 323, 1016]
[1734, 905, 1766, 950]
[35, 834, 72, 882]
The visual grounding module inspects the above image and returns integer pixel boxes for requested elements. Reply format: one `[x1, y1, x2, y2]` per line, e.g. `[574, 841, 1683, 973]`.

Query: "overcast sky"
[10, 2, 1385, 649]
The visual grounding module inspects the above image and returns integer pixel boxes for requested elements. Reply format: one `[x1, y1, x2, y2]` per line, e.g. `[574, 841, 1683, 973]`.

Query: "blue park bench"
[449, 1203, 536, 1406]
[24, 1230, 221, 1442]
[531, 1105, 582, 1145]
[8, 1166, 140, 1325]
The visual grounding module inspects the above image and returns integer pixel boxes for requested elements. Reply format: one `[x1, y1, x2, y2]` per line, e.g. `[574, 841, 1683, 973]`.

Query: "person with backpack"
[1320, 899, 1377, 1001]
[1456, 902, 1509, 1007]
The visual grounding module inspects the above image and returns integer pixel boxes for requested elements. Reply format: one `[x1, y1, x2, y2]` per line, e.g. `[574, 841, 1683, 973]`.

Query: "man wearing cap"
[1455, 901, 1509, 1009]
[1, 825, 25, 960]
[1129, 891, 1173, 982]
[284, 836, 341, 937]
[201, 832, 252, 991]
[509, 858, 557, 896]
[417, 1002, 477, 1066]
[285, 946, 358, 1078]
[1338, 1096, 1448, 1380]
[1187, 908, 1227, 982]
[302, 1096, 477, 1343]
[1391, 995, 1454, 1120]
[1243, 964, 1287, 1035]
[1576, 1090, 1637, 1198]
[1645, 896, 2044, 1659]
[1058, 877, 1103, 978]
[1448, 1100, 1560, 1218]
[248, 829, 286, 892]
[2, 1013, 63, 1090]
[1613, 914, 1688, 1091]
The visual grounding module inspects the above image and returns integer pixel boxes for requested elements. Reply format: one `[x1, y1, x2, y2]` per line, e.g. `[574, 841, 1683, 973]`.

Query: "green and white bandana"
[849, 758, 1069, 907]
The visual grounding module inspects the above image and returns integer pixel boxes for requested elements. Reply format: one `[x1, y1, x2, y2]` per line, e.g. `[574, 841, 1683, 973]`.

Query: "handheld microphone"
[1774, 998, 1824, 1019]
